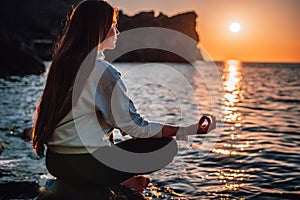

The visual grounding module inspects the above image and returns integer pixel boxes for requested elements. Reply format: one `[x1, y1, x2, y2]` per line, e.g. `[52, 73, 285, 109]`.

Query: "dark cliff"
[107, 11, 202, 62]
[0, 0, 202, 75]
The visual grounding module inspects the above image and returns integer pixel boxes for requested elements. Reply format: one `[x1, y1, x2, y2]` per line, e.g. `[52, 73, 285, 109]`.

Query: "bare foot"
[122, 175, 150, 192]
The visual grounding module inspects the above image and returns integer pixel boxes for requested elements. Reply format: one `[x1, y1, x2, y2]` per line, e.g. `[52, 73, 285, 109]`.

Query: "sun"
[229, 22, 241, 33]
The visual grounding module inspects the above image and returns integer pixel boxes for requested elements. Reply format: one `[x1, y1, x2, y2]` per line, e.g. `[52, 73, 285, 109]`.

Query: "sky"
[107, 0, 300, 63]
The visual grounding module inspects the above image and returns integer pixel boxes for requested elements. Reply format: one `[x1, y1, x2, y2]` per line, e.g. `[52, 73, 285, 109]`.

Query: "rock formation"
[0, 0, 81, 76]
[106, 11, 202, 62]
[0, 0, 202, 75]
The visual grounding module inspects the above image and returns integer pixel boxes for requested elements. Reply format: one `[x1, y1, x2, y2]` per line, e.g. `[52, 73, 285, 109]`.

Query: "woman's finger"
[198, 116, 211, 134]
[199, 116, 211, 127]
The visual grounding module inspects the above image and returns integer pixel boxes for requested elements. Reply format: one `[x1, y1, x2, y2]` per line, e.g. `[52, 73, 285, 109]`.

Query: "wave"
[266, 97, 300, 104]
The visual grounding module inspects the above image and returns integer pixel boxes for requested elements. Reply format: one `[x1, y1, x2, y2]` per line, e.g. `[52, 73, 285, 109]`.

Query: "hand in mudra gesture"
[197, 115, 216, 134]
[185, 115, 216, 135]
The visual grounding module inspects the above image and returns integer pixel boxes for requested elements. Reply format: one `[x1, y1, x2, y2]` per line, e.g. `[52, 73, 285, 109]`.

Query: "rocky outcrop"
[0, 0, 202, 76]
[0, 0, 81, 76]
[106, 11, 203, 62]
[0, 35, 45, 76]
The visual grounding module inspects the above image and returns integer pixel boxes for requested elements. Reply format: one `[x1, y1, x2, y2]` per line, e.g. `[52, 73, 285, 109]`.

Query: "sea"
[0, 60, 299, 199]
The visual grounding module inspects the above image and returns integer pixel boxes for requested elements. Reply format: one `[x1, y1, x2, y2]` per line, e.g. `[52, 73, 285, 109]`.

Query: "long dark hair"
[32, 0, 118, 157]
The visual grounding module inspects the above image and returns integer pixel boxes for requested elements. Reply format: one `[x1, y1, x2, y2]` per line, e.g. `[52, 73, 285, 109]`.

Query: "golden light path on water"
[210, 59, 252, 192]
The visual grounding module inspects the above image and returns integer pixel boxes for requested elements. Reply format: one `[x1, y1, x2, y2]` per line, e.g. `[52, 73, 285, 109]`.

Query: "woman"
[32, 0, 216, 193]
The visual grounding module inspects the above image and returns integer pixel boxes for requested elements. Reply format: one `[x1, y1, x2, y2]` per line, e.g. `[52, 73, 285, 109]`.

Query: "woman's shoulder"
[94, 59, 122, 89]
[95, 59, 121, 77]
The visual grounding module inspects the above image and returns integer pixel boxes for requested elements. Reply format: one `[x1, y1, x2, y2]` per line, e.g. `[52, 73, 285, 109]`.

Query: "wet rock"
[0, 138, 7, 154]
[37, 179, 112, 200]
[37, 179, 148, 200]
[111, 184, 148, 200]
[21, 127, 33, 142]
[0, 181, 39, 199]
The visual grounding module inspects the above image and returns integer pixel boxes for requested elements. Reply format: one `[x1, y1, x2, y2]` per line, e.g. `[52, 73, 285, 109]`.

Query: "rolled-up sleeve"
[95, 66, 162, 138]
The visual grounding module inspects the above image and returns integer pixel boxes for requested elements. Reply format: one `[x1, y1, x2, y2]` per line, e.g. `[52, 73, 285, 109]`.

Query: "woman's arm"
[96, 66, 162, 139]
[121, 115, 217, 138]
[96, 65, 216, 139]
[161, 115, 216, 138]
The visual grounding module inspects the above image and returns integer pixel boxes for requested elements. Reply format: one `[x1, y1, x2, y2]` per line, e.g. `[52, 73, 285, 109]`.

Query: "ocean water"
[0, 61, 299, 199]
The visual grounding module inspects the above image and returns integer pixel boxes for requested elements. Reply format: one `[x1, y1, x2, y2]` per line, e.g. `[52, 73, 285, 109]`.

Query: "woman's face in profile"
[100, 24, 120, 50]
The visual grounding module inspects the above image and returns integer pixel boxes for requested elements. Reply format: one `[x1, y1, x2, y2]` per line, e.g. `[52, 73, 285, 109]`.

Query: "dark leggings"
[46, 138, 177, 188]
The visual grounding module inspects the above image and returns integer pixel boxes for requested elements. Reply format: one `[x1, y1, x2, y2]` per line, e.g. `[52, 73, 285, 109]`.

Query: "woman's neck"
[97, 50, 105, 60]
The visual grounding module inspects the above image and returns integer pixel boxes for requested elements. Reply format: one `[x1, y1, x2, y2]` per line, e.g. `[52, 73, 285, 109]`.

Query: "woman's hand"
[161, 115, 217, 138]
[185, 115, 216, 135]
[197, 115, 216, 134]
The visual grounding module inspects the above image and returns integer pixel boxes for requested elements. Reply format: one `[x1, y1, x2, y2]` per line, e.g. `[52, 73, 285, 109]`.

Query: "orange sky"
[108, 0, 300, 63]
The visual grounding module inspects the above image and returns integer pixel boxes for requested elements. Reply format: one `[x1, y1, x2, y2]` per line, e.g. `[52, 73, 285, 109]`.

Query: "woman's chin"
[108, 44, 116, 50]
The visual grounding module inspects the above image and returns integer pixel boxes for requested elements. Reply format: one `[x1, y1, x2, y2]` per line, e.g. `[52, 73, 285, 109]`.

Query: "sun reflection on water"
[210, 59, 253, 194]
[213, 59, 245, 155]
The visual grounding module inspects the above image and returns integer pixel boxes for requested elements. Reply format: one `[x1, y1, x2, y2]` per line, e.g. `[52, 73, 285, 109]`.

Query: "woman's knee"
[167, 138, 178, 158]
[116, 137, 178, 155]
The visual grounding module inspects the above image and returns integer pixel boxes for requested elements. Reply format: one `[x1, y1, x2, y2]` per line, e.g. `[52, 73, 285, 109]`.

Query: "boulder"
[0, 138, 6, 154]
[0, 36, 45, 76]
[0, 181, 39, 199]
[0, 0, 79, 76]
[20, 127, 33, 142]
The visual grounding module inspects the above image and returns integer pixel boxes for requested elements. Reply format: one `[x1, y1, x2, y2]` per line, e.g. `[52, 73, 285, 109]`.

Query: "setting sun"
[229, 22, 240, 33]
